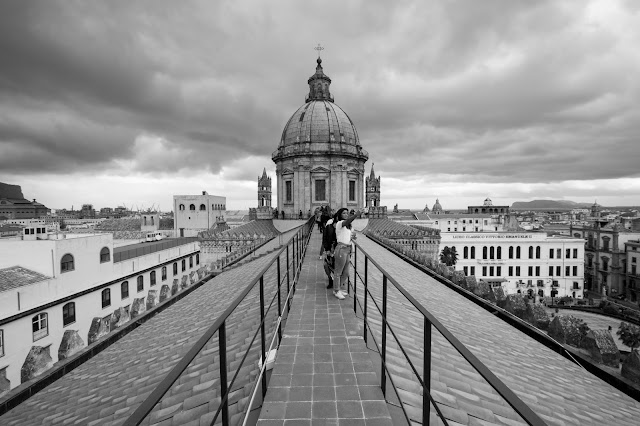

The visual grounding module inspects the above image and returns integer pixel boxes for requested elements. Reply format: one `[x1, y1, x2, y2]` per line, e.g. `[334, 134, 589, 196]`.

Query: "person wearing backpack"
[331, 208, 362, 299]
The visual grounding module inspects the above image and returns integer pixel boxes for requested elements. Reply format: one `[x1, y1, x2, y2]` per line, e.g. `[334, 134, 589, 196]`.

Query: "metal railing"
[348, 241, 546, 426]
[122, 218, 314, 426]
[113, 237, 198, 262]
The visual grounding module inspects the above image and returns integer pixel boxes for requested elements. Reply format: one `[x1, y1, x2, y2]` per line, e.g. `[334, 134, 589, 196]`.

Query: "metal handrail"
[123, 219, 314, 426]
[350, 239, 546, 426]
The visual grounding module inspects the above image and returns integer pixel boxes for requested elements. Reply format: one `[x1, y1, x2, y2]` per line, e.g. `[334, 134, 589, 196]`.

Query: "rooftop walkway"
[257, 228, 393, 425]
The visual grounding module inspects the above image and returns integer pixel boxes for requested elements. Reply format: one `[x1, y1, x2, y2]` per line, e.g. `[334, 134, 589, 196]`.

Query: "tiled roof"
[0, 266, 50, 293]
[364, 219, 435, 239]
[353, 235, 640, 425]
[200, 219, 279, 240]
[0, 227, 303, 425]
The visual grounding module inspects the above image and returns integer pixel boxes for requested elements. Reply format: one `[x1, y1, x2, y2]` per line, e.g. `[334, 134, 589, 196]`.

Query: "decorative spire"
[369, 163, 376, 179]
[306, 44, 333, 102]
[261, 167, 267, 179]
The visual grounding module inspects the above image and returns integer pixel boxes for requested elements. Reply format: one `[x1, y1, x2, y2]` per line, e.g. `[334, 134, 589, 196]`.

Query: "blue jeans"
[333, 244, 351, 292]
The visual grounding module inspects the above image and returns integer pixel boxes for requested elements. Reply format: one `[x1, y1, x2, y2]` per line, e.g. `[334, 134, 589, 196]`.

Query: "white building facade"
[173, 191, 226, 237]
[440, 232, 585, 299]
[0, 230, 200, 395]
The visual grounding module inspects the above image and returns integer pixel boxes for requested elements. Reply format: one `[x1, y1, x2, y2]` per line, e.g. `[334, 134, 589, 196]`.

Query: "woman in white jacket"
[331, 207, 361, 300]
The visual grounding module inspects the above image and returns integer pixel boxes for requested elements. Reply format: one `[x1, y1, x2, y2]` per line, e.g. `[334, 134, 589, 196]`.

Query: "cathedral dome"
[276, 57, 363, 152]
[279, 100, 359, 147]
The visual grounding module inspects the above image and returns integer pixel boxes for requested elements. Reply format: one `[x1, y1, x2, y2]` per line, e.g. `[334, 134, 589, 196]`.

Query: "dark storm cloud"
[0, 0, 638, 188]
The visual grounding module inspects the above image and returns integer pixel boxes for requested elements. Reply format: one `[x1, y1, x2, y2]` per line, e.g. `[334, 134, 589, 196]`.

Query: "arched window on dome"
[190, 204, 196, 211]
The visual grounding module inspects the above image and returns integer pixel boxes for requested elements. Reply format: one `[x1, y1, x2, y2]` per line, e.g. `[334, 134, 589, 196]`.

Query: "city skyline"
[1, 1, 639, 211]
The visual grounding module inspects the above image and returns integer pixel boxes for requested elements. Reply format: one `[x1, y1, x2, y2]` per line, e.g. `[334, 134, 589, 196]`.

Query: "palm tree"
[440, 246, 459, 267]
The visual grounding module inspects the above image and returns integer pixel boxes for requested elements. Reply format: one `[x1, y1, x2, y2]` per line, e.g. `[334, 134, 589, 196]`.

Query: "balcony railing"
[347, 241, 546, 426]
[122, 219, 314, 426]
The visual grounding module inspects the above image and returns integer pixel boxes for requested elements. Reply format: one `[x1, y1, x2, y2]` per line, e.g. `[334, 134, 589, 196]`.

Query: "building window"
[557, 249, 561, 259]
[509, 246, 513, 259]
[102, 289, 111, 308]
[497, 247, 502, 260]
[349, 180, 356, 202]
[483, 246, 487, 259]
[179, 204, 185, 211]
[470, 266, 475, 275]
[566, 249, 571, 259]
[61, 253, 75, 273]
[535, 266, 540, 276]
[0, 330, 3, 357]
[150, 271, 156, 286]
[556, 266, 561, 276]
[100, 247, 110, 263]
[285, 181, 292, 202]
[196, 254, 200, 265]
[470, 247, 475, 259]
[496, 266, 501, 276]
[516, 266, 520, 276]
[182, 259, 186, 271]
[189, 204, 196, 211]
[549, 249, 554, 259]
[489, 247, 494, 260]
[315, 179, 326, 201]
[463, 246, 468, 259]
[602, 258, 609, 271]
[536, 246, 541, 259]
[489, 266, 494, 276]
[528, 266, 533, 276]
[121, 281, 129, 299]
[549, 266, 554, 276]
[173, 262, 178, 275]
[566, 266, 570, 276]
[587, 255, 593, 267]
[199, 204, 206, 211]
[509, 266, 513, 276]
[573, 266, 578, 276]
[32, 313, 48, 341]
[516, 247, 521, 259]
[528, 246, 534, 259]
[482, 266, 487, 276]
[60, 302, 76, 327]
[189, 256, 193, 268]
[602, 237, 610, 251]
[573, 248, 578, 258]
[162, 266, 167, 281]
[137, 276, 144, 292]
[463, 266, 468, 275]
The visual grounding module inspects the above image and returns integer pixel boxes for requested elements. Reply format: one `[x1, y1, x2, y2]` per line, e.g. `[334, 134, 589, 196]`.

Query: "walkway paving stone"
[258, 229, 393, 425]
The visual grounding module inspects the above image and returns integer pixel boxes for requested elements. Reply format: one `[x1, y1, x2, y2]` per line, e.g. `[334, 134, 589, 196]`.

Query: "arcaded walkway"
[257, 229, 393, 425]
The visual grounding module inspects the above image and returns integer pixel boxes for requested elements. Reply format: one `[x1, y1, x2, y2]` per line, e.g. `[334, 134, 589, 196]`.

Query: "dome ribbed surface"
[279, 100, 359, 148]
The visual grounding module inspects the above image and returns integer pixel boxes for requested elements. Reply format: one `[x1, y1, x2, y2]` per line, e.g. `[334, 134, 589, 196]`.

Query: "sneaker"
[334, 291, 345, 300]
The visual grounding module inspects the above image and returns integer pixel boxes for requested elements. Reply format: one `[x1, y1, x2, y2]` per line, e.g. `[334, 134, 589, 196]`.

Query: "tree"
[439, 246, 459, 267]
[617, 322, 640, 352]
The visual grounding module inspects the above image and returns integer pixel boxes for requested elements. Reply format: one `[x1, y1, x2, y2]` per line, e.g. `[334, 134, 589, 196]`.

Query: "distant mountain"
[511, 200, 593, 210]
[0, 182, 26, 200]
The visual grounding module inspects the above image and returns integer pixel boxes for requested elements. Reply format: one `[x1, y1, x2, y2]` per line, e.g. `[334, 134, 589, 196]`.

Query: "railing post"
[277, 255, 282, 343]
[286, 244, 291, 312]
[381, 275, 387, 397]
[364, 257, 368, 344]
[423, 317, 432, 426]
[353, 246, 357, 312]
[259, 276, 267, 397]
[218, 321, 229, 426]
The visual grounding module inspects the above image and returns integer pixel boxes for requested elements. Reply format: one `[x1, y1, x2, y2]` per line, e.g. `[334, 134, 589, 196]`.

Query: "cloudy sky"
[1, 0, 639, 211]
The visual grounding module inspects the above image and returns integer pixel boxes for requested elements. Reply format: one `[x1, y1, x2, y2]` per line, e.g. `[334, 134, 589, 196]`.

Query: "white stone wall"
[440, 232, 585, 298]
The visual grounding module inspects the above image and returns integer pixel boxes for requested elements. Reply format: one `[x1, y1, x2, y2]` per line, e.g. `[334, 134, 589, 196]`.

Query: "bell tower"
[258, 168, 271, 207]
[366, 164, 380, 207]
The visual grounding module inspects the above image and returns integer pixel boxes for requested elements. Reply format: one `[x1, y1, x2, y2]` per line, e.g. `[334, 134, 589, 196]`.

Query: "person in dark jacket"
[322, 216, 337, 289]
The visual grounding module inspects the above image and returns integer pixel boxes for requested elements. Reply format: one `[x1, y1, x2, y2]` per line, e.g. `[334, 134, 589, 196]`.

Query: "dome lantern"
[306, 57, 334, 102]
